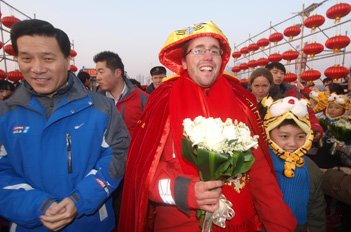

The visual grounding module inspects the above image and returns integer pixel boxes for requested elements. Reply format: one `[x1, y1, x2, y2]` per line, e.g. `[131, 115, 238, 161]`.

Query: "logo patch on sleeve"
[13, 126, 30, 134]
[95, 178, 106, 188]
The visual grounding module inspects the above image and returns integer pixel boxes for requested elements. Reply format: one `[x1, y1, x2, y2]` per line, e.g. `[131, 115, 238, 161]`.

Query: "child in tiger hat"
[325, 93, 350, 123]
[262, 96, 326, 232]
[309, 91, 328, 118]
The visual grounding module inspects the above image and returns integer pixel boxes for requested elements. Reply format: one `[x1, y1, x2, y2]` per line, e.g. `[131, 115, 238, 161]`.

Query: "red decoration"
[325, 34, 350, 54]
[284, 26, 301, 41]
[0, 41, 3, 50]
[240, 47, 249, 57]
[231, 66, 241, 74]
[324, 64, 349, 81]
[268, 53, 282, 62]
[257, 38, 270, 50]
[4, 44, 15, 56]
[282, 50, 299, 64]
[1, 15, 20, 29]
[304, 14, 325, 32]
[232, 51, 241, 60]
[247, 60, 257, 70]
[0, 69, 7, 80]
[70, 50, 77, 57]
[240, 78, 248, 84]
[326, 2, 351, 23]
[7, 70, 23, 82]
[256, 57, 269, 67]
[284, 72, 297, 84]
[248, 43, 259, 54]
[239, 63, 248, 72]
[70, 65, 78, 72]
[303, 42, 324, 59]
[301, 69, 321, 86]
[269, 32, 284, 45]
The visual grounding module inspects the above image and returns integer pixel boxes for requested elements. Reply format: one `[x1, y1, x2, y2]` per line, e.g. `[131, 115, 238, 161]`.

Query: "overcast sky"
[2, 0, 350, 83]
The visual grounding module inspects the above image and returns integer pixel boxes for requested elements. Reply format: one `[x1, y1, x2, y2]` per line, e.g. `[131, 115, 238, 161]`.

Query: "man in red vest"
[119, 21, 297, 232]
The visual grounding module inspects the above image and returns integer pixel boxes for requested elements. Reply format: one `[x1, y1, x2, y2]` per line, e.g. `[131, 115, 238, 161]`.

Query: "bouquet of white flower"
[329, 119, 351, 144]
[181, 116, 258, 231]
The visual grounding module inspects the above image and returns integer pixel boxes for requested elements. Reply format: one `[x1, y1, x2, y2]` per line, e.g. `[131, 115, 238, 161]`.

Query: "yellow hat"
[326, 93, 349, 120]
[158, 21, 231, 75]
[263, 97, 314, 178]
[310, 91, 328, 113]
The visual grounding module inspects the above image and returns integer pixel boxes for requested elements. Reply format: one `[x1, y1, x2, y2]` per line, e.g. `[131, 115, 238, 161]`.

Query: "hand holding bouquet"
[181, 116, 258, 231]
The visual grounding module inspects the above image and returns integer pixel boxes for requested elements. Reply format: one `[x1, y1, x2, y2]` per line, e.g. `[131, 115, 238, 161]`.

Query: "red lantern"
[231, 66, 241, 74]
[301, 69, 321, 86]
[1, 15, 20, 29]
[240, 47, 249, 57]
[4, 44, 15, 56]
[7, 70, 23, 82]
[282, 50, 299, 64]
[284, 72, 297, 84]
[248, 43, 259, 54]
[257, 38, 270, 50]
[325, 34, 350, 54]
[303, 42, 324, 59]
[268, 53, 282, 62]
[283, 26, 301, 41]
[256, 57, 269, 67]
[304, 14, 325, 32]
[269, 32, 284, 45]
[247, 60, 257, 70]
[70, 65, 78, 72]
[326, 2, 351, 23]
[70, 50, 77, 57]
[0, 41, 3, 50]
[240, 78, 248, 84]
[324, 64, 349, 81]
[239, 63, 248, 72]
[0, 69, 7, 80]
[232, 51, 241, 61]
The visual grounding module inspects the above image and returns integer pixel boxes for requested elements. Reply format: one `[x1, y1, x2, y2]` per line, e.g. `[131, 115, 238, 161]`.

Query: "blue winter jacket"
[0, 72, 130, 231]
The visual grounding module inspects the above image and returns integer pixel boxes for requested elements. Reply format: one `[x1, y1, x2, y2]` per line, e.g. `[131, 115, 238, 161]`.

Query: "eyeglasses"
[186, 47, 223, 56]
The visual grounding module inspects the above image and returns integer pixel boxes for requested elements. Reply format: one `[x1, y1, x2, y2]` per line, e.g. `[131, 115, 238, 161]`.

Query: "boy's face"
[270, 124, 306, 153]
[270, 67, 285, 86]
[327, 103, 345, 118]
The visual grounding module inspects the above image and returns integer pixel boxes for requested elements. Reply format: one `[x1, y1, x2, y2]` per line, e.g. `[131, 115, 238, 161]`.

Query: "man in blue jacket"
[0, 19, 130, 231]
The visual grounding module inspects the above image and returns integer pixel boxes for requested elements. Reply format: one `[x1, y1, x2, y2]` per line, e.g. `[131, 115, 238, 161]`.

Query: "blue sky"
[2, 0, 350, 84]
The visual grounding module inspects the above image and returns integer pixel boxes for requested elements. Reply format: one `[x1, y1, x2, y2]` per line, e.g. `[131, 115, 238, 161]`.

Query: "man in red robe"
[119, 21, 297, 232]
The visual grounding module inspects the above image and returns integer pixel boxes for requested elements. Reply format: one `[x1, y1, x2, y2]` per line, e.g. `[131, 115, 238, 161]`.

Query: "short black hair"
[322, 77, 333, 84]
[77, 71, 90, 83]
[10, 19, 71, 58]
[0, 80, 15, 91]
[326, 83, 344, 95]
[265, 62, 286, 75]
[93, 51, 125, 77]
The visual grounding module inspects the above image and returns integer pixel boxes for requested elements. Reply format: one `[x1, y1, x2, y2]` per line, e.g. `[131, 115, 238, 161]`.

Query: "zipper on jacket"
[66, 133, 72, 174]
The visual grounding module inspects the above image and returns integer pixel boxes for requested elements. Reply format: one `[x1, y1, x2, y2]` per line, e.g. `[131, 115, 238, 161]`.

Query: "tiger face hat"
[263, 97, 314, 178]
[310, 91, 328, 113]
[326, 93, 349, 120]
[158, 21, 231, 75]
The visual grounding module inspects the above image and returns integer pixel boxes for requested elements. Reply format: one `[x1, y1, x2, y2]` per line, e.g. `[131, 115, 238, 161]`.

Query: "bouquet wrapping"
[328, 119, 351, 155]
[181, 116, 258, 231]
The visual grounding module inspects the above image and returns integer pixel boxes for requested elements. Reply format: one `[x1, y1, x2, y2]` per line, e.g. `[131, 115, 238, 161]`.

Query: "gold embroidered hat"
[158, 21, 231, 75]
[326, 93, 349, 120]
[262, 97, 314, 178]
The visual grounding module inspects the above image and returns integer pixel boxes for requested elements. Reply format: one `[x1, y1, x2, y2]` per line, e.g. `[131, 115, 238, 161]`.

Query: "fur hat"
[263, 97, 314, 178]
[326, 93, 349, 120]
[309, 90, 328, 113]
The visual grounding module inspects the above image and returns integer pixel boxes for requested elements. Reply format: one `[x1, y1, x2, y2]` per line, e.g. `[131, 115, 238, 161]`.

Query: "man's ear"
[114, 68, 122, 78]
[66, 56, 72, 71]
[181, 58, 187, 70]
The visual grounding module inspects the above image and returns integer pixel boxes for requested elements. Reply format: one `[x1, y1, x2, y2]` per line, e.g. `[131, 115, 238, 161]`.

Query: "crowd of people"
[0, 18, 350, 232]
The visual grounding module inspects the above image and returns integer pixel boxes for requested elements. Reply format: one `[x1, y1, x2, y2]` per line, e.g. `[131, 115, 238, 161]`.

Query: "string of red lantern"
[257, 38, 270, 50]
[282, 50, 299, 64]
[231, 66, 241, 74]
[304, 14, 325, 32]
[284, 25, 301, 41]
[326, 2, 351, 23]
[248, 43, 259, 54]
[240, 47, 249, 57]
[70, 65, 78, 72]
[7, 70, 23, 82]
[303, 42, 324, 59]
[269, 32, 284, 45]
[0, 69, 7, 80]
[325, 34, 350, 54]
[1, 15, 20, 29]
[70, 50, 77, 57]
[268, 53, 282, 62]
[247, 60, 257, 70]
[4, 44, 15, 56]
[301, 69, 321, 86]
[324, 64, 349, 81]
[256, 57, 269, 67]
[232, 51, 241, 61]
[239, 63, 248, 72]
[284, 72, 297, 84]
